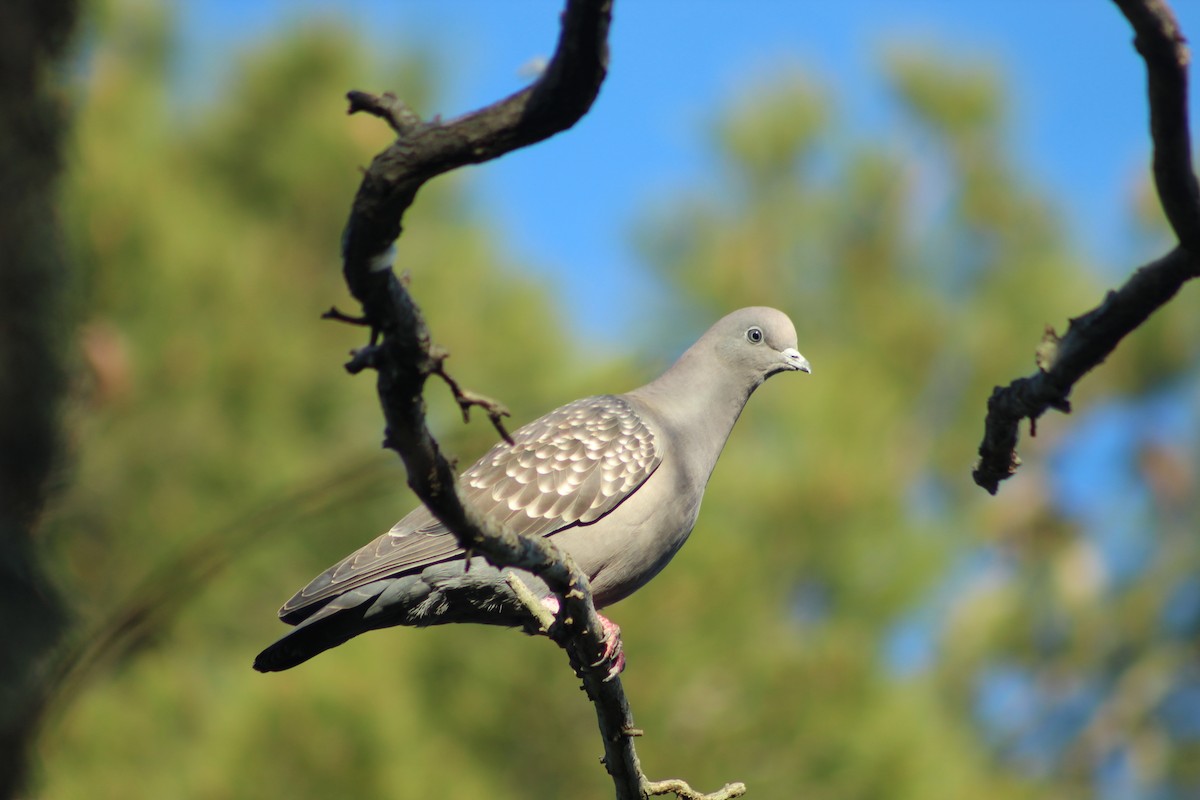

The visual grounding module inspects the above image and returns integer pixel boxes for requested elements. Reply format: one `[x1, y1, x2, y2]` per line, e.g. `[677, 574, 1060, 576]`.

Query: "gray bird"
[254, 307, 810, 675]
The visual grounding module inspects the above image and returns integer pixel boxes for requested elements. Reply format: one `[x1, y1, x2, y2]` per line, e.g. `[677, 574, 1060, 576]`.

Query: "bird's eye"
[746, 327, 764, 344]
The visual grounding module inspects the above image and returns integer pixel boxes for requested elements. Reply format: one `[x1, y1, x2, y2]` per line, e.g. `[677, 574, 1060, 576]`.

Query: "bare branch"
[974, 247, 1198, 492]
[334, 1, 742, 797]
[1114, 0, 1200, 249]
[973, 0, 1200, 493]
[339, 0, 612, 277]
[344, 0, 614, 674]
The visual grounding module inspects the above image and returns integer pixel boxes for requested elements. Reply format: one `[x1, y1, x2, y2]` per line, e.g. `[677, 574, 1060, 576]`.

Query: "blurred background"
[13, 0, 1200, 797]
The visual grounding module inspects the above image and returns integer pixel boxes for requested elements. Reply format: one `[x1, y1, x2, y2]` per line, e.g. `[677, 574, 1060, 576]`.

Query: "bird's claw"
[540, 597, 625, 680]
[590, 614, 625, 681]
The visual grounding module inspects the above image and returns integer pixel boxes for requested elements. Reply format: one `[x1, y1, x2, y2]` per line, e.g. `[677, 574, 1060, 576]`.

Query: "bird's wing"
[278, 395, 662, 622]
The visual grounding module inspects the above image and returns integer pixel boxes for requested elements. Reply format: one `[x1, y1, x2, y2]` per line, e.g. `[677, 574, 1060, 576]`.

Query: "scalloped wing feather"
[279, 395, 661, 622]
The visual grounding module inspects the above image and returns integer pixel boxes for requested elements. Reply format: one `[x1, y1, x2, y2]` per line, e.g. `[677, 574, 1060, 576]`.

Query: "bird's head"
[711, 306, 811, 384]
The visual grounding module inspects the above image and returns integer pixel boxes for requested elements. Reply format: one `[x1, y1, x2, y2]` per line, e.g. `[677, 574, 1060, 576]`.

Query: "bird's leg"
[540, 596, 625, 680]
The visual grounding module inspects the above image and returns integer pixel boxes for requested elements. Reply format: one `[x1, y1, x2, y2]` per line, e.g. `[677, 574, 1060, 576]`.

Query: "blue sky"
[176, 0, 1200, 346]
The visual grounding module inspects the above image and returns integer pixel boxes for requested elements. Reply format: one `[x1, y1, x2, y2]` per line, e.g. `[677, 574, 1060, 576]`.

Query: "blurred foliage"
[27, 2, 1200, 800]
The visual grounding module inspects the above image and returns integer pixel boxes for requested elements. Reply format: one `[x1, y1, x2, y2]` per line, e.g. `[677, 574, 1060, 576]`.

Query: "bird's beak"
[780, 347, 811, 374]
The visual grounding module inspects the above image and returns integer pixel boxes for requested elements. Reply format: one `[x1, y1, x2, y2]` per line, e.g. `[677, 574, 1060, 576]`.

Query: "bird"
[253, 306, 810, 675]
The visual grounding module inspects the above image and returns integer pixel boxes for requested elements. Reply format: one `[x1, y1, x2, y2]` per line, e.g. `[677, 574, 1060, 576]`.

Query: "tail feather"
[253, 582, 387, 672]
[253, 564, 539, 672]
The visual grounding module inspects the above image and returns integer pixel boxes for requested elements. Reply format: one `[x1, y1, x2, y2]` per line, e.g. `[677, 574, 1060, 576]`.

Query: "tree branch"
[335, 2, 741, 797]
[1115, 0, 1200, 250]
[973, 0, 1200, 494]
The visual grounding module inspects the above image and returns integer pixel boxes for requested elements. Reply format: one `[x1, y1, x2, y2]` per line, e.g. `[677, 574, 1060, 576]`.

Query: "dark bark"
[0, 0, 79, 796]
[974, 0, 1200, 494]
[335, 2, 743, 798]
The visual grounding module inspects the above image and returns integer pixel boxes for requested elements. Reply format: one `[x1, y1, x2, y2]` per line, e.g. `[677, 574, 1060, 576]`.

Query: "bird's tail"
[252, 564, 541, 672]
[253, 584, 385, 672]
[254, 620, 358, 672]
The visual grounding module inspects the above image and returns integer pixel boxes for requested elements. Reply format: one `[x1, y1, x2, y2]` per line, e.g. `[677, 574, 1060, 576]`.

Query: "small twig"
[505, 573, 556, 633]
[429, 353, 514, 444]
[642, 779, 748, 800]
[346, 90, 424, 136]
[343, 345, 379, 375]
[321, 306, 370, 326]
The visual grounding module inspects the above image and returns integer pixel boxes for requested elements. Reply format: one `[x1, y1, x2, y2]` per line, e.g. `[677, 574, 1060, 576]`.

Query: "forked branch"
[335, 1, 741, 797]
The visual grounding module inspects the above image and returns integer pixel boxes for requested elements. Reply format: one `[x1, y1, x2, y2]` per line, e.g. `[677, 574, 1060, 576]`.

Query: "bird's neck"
[628, 349, 760, 486]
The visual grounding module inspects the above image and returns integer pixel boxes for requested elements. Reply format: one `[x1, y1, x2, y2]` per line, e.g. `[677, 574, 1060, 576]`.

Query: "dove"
[254, 307, 809, 675]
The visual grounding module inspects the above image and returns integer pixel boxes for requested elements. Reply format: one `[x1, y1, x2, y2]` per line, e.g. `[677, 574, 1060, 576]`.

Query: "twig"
[642, 779, 748, 800]
[321, 305, 370, 326]
[429, 347, 514, 444]
[346, 90, 424, 136]
[505, 573, 556, 633]
[973, 0, 1200, 493]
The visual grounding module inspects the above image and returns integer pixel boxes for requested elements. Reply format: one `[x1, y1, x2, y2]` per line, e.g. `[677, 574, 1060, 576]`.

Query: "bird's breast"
[551, 459, 704, 608]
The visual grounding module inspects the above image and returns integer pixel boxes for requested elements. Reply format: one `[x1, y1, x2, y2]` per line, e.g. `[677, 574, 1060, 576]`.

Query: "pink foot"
[595, 613, 625, 680]
[539, 597, 626, 680]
